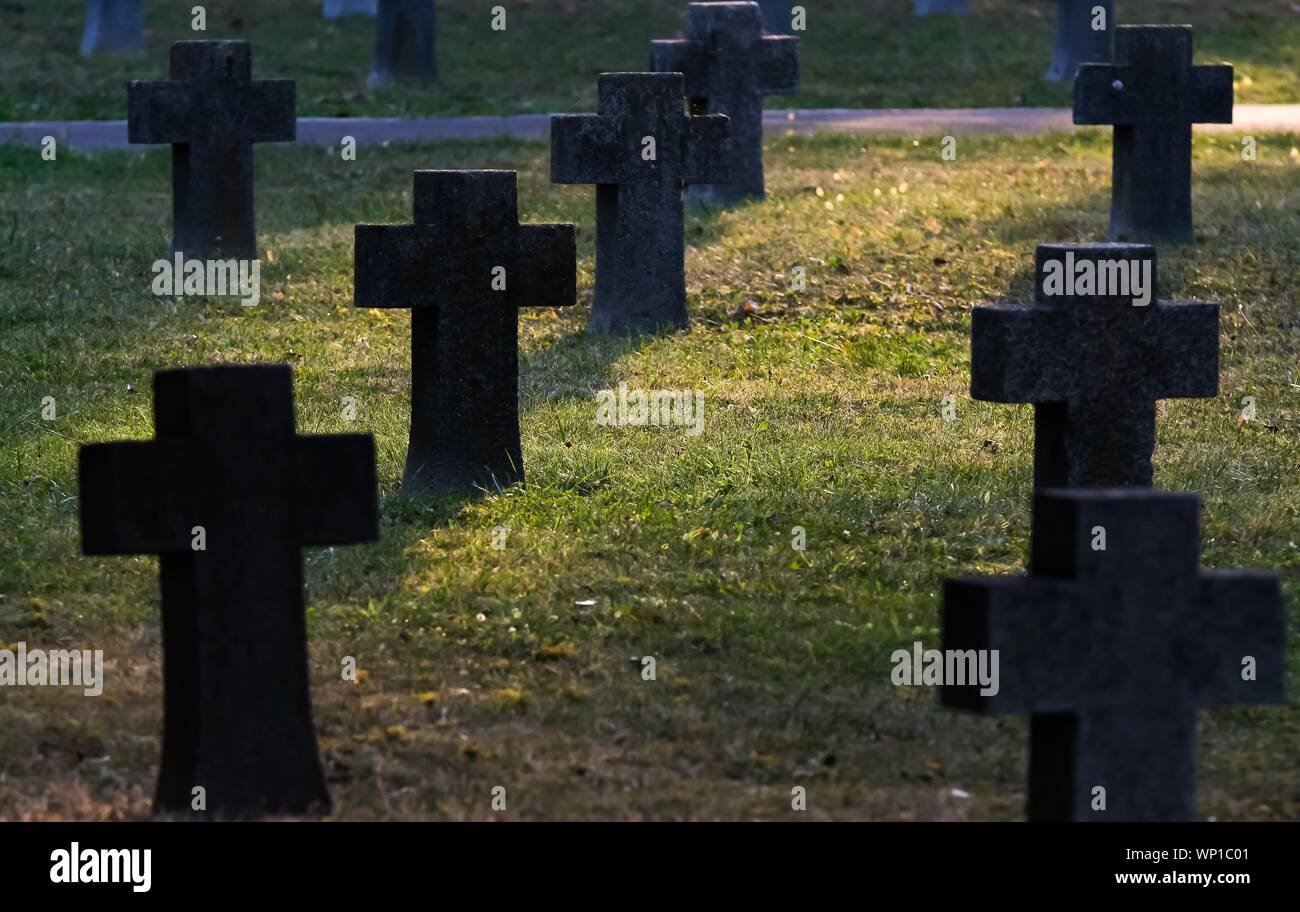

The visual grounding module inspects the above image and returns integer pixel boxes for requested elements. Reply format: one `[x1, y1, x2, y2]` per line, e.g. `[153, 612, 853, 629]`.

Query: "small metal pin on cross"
[1112, 79, 1124, 91]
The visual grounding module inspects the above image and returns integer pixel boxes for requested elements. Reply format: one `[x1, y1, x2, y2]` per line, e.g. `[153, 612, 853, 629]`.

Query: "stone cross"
[650, 2, 798, 203]
[971, 243, 1218, 489]
[915, 0, 970, 15]
[81, 0, 143, 55]
[128, 41, 295, 259]
[551, 72, 730, 334]
[1074, 26, 1232, 243]
[943, 489, 1286, 821]
[1045, 0, 1114, 82]
[79, 365, 379, 817]
[355, 170, 575, 494]
[757, 0, 793, 34]
[324, 0, 377, 17]
[370, 0, 436, 85]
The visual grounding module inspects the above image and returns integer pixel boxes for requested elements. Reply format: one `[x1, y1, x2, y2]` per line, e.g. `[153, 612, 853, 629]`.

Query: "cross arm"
[1187, 571, 1286, 706]
[1146, 301, 1218, 398]
[649, 39, 709, 96]
[515, 223, 576, 309]
[941, 576, 1086, 714]
[969, 304, 1071, 403]
[683, 114, 730, 185]
[1191, 65, 1234, 123]
[354, 224, 443, 309]
[249, 79, 297, 142]
[758, 35, 799, 95]
[292, 435, 379, 547]
[550, 115, 625, 185]
[1073, 63, 1134, 125]
[127, 81, 194, 144]
[79, 440, 197, 554]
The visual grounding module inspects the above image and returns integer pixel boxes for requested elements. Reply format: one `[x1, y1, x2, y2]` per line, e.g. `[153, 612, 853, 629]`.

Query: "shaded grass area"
[1, 0, 1299, 122]
[0, 130, 1298, 819]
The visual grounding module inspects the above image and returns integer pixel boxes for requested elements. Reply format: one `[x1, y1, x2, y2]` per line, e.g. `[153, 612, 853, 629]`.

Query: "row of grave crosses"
[78, 15, 1282, 819]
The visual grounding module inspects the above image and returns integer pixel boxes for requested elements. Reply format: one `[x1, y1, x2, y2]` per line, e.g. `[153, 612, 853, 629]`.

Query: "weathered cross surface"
[551, 73, 730, 334]
[128, 41, 295, 259]
[355, 170, 575, 493]
[650, 2, 798, 203]
[756, 0, 793, 34]
[971, 243, 1218, 488]
[79, 365, 379, 817]
[370, 0, 436, 85]
[943, 490, 1286, 821]
[1045, 0, 1114, 82]
[81, 0, 143, 55]
[915, 0, 970, 15]
[1074, 26, 1233, 243]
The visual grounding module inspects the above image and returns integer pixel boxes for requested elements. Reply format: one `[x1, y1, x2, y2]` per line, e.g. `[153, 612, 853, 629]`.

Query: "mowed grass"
[1, 130, 1298, 820]
[2, 0, 1299, 121]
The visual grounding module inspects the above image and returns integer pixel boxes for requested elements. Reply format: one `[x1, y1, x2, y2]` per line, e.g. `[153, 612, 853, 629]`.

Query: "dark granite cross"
[1045, 0, 1114, 82]
[81, 0, 143, 55]
[1074, 26, 1233, 243]
[79, 365, 379, 818]
[370, 0, 436, 85]
[650, 2, 798, 203]
[355, 170, 575, 494]
[128, 41, 295, 259]
[971, 243, 1218, 488]
[943, 489, 1286, 821]
[551, 72, 730, 334]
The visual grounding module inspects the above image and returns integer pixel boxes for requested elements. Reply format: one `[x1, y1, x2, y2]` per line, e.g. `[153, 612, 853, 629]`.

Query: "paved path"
[3, 105, 1299, 151]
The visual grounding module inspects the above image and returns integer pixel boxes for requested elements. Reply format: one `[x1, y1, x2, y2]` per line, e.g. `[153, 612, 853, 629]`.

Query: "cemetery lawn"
[2, 130, 1299, 821]
[2, 0, 1300, 122]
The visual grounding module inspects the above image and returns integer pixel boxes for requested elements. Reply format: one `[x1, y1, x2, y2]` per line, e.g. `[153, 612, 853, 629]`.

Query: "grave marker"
[943, 489, 1286, 821]
[757, 0, 793, 34]
[370, 0, 436, 85]
[551, 73, 730, 334]
[971, 243, 1218, 488]
[1074, 26, 1232, 243]
[81, 0, 144, 55]
[79, 365, 379, 817]
[1045, 1, 1114, 83]
[651, 2, 798, 203]
[355, 170, 575, 493]
[128, 41, 295, 259]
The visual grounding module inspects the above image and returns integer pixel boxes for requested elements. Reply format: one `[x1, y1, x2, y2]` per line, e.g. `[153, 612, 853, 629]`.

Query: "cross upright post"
[1074, 25, 1233, 242]
[79, 365, 379, 817]
[128, 41, 296, 258]
[355, 170, 575, 494]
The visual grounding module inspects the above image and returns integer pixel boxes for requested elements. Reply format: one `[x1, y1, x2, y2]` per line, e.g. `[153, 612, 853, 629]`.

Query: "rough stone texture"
[943, 489, 1286, 821]
[81, 0, 143, 55]
[915, 0, 970, 14]
[1075, 26, 1233, 243]
[370, 0, 436, 85]
[1045, 0, 1114, 82]
[971, 243, 1218, 489]
[355, 170, 575, 494]
[324, 0, 377, 16]
[551, 73, 730, 334]
[79, 365, 379, 817]
[128, 41, 295, 259]
[650, 2, 797, 203]
[756, 0, 793, 34]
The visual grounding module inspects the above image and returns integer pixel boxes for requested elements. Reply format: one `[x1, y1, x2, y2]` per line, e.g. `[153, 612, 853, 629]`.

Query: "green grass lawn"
[2, 0, 1299, 122]
[1, 130, 1298, 820]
